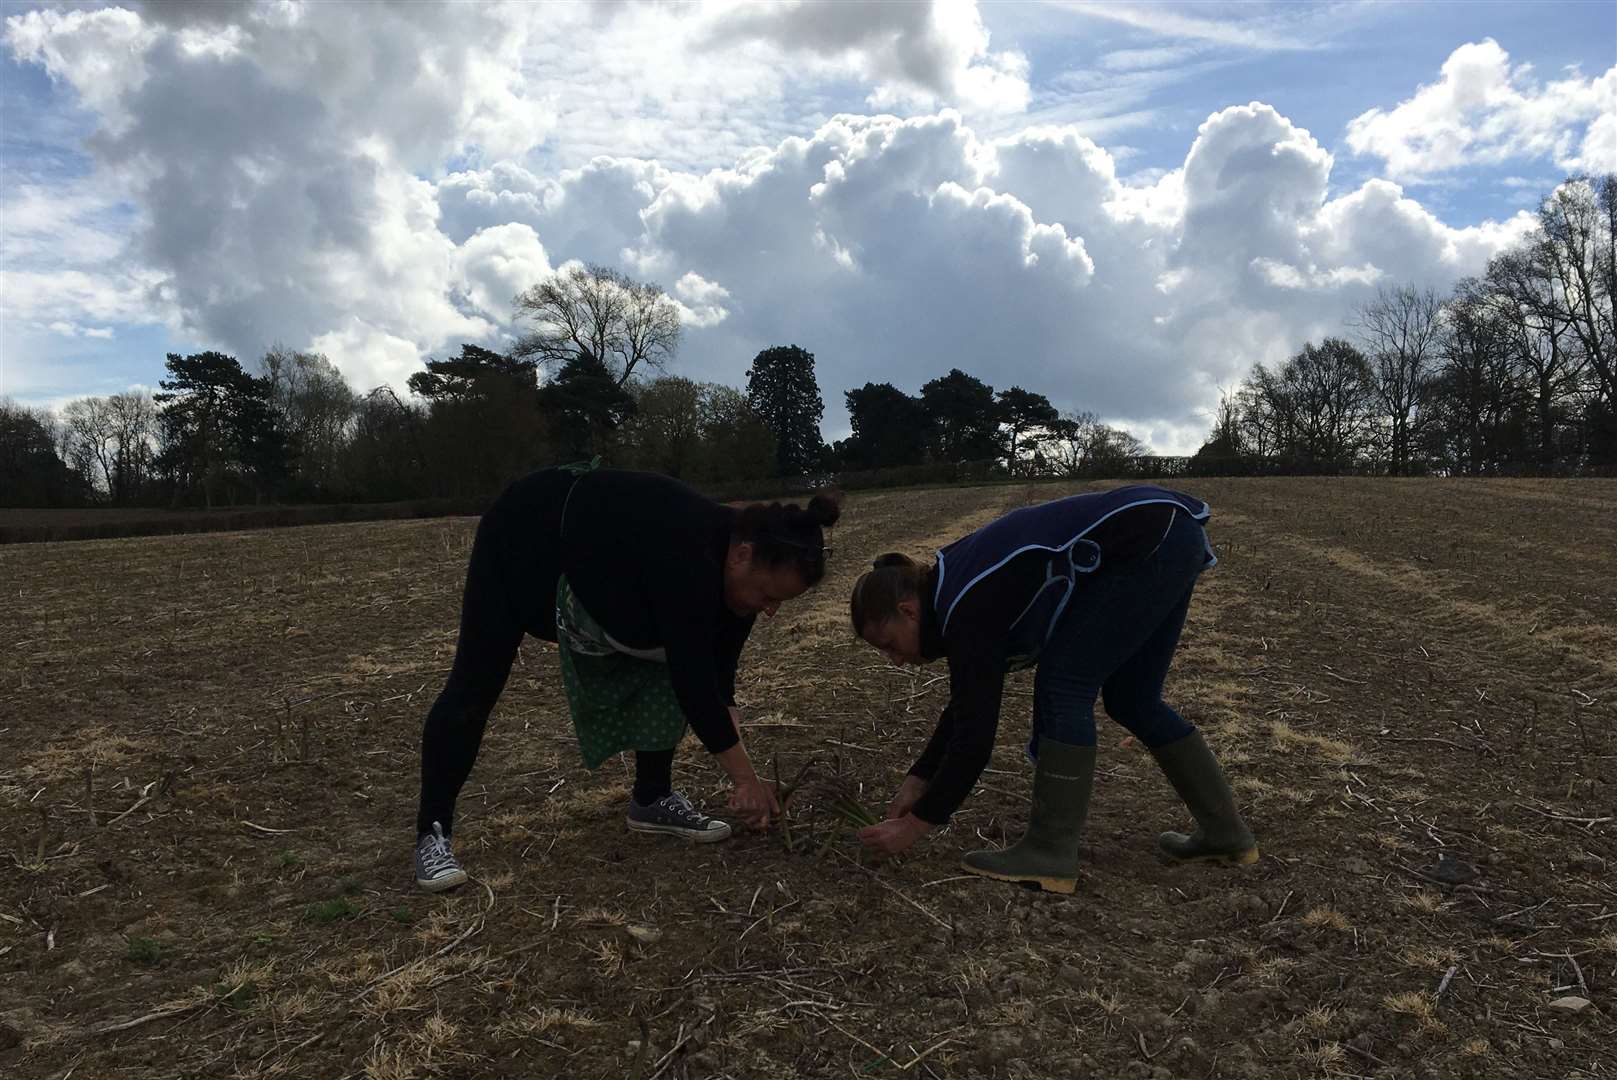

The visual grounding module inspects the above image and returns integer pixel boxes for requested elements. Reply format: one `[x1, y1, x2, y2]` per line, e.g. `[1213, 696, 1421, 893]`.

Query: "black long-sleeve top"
[908, 502, 1176, 825]
[556, 469, 753, 755]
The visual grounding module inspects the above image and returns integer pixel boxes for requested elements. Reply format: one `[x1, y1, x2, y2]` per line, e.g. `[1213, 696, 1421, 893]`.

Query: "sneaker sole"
[959, 860, 1077, 894]
[627, 820, 733, 843]
[416, 870, 469, 893]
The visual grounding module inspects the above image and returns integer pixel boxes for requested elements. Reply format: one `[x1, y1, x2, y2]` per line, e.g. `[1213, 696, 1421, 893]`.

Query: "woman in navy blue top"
[848, 484, 1257, 894]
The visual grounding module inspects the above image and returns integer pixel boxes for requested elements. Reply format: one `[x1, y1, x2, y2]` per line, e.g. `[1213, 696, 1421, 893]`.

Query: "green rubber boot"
[1151, 730, 1259, 864]
[962, 738, 1095, 894]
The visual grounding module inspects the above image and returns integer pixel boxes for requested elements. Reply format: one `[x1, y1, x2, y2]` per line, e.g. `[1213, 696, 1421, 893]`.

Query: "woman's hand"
[858, 813, 933, 856]
[727, 776, 780, 831]
[713, 737, 778, 830]
[885, 775, 928, 820]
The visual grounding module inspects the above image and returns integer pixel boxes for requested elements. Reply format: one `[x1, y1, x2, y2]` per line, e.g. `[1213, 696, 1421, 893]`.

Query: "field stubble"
[2, 478, 1614, 1078]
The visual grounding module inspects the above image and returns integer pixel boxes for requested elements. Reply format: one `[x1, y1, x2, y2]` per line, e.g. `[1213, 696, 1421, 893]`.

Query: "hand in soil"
[884, 775, 928, 820]
[858, 814, 933, 855]
[728, 776, 780, 831]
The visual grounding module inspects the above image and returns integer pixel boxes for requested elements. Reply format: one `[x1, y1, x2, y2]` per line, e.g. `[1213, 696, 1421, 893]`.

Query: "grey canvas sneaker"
[626, 792, 733, 843]
[415, 821, 469, 892]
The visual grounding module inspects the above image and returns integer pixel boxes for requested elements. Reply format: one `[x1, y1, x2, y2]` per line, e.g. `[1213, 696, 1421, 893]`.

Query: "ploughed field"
[2, 479, 1614, 1080]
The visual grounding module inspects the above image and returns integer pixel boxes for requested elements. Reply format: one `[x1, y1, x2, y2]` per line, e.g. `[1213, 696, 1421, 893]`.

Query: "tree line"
[1193, 174, 1616, 476]
[4, 174, 1611, 509]
[0, 263, 1145, 508]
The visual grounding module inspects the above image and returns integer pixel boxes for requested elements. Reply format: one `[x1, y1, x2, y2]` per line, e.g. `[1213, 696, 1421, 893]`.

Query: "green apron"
[553, 458, 688, 769]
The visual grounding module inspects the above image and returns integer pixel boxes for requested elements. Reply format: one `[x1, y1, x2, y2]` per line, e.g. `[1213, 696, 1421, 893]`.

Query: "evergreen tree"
[407, 344, 536, 401]
[154, 351, 290, 506]
[920, 368, 1002, 463]
[539, 351, 636, 460]
[996, 386, 1059, 475]
[407, 344, 550, 497]
[745, 344, 826, 477]
[838, 382, 928, 469]
[0, 400, 85, 507]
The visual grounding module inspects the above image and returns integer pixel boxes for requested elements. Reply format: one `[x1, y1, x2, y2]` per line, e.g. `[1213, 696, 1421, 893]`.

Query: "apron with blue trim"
[933, 484, 1214, 672]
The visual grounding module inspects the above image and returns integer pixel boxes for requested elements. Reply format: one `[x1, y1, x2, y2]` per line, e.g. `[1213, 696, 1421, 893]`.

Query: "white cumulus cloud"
[1346, 39, 1617, 178]
[703, 0, 1030, 113]
[0, 4, 1569, 452]
[673, 272, 733, 328]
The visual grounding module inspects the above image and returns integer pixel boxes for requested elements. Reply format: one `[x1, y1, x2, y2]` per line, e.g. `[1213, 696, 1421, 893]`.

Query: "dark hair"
[849, 552, 926, 635]
[732, 490, 843, 586]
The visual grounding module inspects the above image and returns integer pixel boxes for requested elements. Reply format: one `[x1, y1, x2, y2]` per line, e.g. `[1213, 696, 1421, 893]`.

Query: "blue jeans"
[1030, 511, 1208, 754]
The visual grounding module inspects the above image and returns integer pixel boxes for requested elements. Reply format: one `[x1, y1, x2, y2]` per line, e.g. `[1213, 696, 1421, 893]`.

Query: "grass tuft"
[1300, 906, 1350, 930]
[125, 936, 163, 966]
[307, 897, 361, 924]
[1382, 990, 1447, 1035]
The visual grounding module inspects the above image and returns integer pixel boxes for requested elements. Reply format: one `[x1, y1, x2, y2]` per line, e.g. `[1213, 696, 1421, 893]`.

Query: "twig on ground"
[828, 848, 949, 930]
[1346, 1042, 1388, 1067]
[85, 1002, 198, 1037]
[821, 1015, 891, 1062]
[895, 1033, 959, 1071]
[104, 796, 153, 827]
[1515, 802, 1611, 828]
[1436, 965, 1458, 1000]
[240, 820, 294, 835]
[1377, 735, 1476, 752]
[1565, 950, 1589, 997]
[921, 876, 977, 889]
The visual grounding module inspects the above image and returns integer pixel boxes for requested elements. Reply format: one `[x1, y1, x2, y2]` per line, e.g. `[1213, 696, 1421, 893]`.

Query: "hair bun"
[872, 551, 915, 570]
[806, 490, 844, 528]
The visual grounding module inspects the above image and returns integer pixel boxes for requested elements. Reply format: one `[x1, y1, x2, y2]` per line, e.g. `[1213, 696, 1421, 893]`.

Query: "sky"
[1, 1, 1613, 454]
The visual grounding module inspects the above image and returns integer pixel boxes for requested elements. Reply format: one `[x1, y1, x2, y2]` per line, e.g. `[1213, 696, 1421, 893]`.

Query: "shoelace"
[661, 794, 704, 824]
[418, 827, 458, 874]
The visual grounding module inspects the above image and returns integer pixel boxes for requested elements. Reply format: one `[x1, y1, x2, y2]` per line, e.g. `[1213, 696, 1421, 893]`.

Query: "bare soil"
[2, 478, 1614, 1079]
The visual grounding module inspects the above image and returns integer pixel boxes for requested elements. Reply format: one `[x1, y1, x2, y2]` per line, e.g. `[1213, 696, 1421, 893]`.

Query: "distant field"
[0, 499, 487, 544]
[1, 508, 189, 526]
[2, 479, 1614, 1079]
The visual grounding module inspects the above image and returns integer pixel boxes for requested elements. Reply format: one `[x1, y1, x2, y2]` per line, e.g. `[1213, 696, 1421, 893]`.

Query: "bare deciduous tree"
[1432, 280, 1522, 475]
[1238, 339, 1375, 470]
[259, 346, 357, 491]
[1531, 177, 1614, 410]
[1354, 284, 1442, 474]
[57, 392, 156, 502]
[512, 264, 681, 388]
[1046, 410, 1146, 477]
[61, 396, 115, 498]
[1482, 250, 1581, 468]
[106, 391, 157, 502]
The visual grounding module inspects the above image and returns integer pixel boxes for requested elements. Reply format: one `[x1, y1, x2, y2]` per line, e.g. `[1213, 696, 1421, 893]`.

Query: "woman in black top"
[414, 462, 840, 891]
[848, 485, 1255, 894]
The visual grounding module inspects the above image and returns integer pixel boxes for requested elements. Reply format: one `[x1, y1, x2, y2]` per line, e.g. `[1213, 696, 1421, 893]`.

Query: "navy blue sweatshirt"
[908, 490, 1206, 824]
